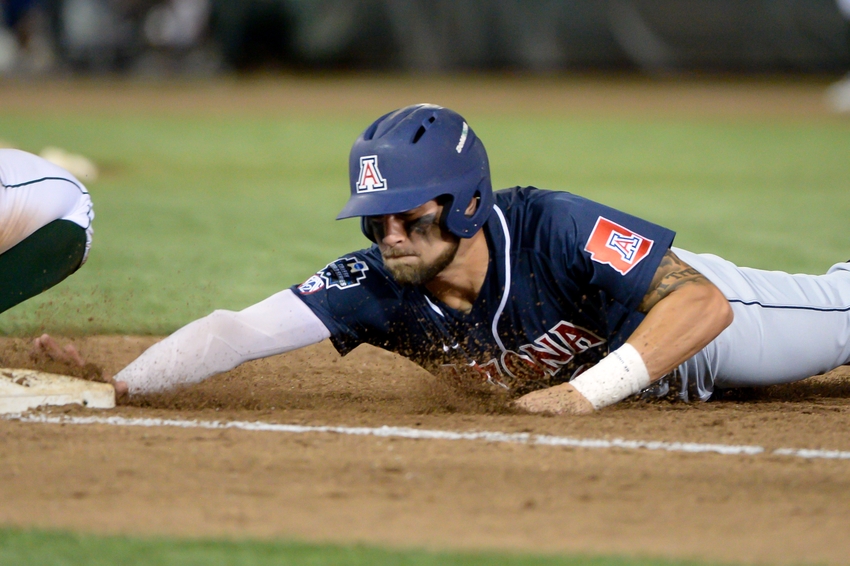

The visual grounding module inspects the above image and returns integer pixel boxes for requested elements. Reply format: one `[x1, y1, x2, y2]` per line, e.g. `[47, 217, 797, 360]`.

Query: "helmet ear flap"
[442, 177, 493, 238]
[436, 194, 453, 234]
[361, 216, 377, 243]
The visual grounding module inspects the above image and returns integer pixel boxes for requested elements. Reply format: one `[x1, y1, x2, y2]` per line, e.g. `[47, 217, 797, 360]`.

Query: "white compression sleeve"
[115, 289, 331, 395]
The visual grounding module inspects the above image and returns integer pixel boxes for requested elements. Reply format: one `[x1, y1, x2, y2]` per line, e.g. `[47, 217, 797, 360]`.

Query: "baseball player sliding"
[114, 104, 850, 414]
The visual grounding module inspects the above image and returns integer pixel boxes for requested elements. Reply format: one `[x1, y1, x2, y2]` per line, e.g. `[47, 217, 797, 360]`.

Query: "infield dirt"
[1, 77, 850, 565]
[1, 335, 850, 565]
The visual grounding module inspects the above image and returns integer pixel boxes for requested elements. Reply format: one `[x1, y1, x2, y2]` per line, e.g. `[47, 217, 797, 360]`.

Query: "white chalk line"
[5, 413, 850, 461]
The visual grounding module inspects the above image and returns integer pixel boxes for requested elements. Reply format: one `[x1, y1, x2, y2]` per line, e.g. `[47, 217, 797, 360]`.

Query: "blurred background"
[0, 1, 847, 77]
[2, 0, 849, 109]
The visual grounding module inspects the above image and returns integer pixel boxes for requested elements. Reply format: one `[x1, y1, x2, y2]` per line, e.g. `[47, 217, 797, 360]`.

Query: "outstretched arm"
[114, 289, 331, 396]
[514, 250, 733, 414]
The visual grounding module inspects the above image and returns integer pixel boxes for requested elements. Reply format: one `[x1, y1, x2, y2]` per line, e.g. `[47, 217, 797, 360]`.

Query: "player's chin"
[385, 260, 427, 285]
[383, 255, 420, 272]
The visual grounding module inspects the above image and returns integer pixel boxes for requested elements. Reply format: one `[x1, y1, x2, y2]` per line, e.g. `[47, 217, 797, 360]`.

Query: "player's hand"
[512, 382, 596, 415]
[111, 379, 129, 401]
[31, 334, 129, 402]
[31, 334, 85, 367]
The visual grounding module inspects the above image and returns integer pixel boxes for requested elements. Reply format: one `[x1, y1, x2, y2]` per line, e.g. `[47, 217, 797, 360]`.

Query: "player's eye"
[405, 213, 438, 236]
[366, 213, 438, 241]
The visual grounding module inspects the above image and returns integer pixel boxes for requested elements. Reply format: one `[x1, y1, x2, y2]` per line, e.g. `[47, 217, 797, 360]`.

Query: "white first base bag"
[0, 368, 115, 414]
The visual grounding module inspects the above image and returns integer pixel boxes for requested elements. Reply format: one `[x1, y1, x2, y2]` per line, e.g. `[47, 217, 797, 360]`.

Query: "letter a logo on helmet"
[356, 155, 387, 193]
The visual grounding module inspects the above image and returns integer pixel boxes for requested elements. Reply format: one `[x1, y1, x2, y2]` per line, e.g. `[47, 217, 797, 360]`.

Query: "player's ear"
[464, 196, 479, 217]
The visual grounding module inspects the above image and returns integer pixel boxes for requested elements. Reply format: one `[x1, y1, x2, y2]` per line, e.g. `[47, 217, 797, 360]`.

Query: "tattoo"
[638, 250, 709, 313]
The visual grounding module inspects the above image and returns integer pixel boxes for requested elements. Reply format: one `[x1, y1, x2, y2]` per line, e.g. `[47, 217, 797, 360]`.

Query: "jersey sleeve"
[532, 191, 675, 311]
[289, 248, 401, 355]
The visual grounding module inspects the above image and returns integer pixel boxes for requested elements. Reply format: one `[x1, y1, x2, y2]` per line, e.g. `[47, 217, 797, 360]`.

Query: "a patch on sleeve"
[319, 257, 370, 290]
[297, 275, 325, 295]
[584, 217, 653, 275]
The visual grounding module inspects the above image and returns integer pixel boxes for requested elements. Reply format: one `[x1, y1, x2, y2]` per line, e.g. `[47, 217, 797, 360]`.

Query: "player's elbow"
[719, 296, 734, 329]
[703, 282, 734, 333]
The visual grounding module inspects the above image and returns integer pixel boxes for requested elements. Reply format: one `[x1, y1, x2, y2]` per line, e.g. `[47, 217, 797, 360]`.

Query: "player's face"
[366, 200, 460, 285]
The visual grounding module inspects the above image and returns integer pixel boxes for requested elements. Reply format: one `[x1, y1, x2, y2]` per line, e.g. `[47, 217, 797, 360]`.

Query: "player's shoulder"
[493, 186, 589, 234]
[494, 186, 587, 214]
[295, 245, 400, 297]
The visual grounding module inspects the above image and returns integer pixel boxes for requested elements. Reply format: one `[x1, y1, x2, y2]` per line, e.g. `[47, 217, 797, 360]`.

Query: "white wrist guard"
[568, 343, 651, 410]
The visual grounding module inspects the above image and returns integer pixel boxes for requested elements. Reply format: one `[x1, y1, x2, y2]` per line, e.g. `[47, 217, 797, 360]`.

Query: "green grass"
[0, 528, 725, 566]
[0, 98, 849, 336]
[0, 88, 826, 566]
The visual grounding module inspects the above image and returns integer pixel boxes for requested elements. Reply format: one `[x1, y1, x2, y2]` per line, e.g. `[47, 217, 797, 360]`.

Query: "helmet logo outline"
[455, 122, 468, 153]
[356, 155, 387, 193]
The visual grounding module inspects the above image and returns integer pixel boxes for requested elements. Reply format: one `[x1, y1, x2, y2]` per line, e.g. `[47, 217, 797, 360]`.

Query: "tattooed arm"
[626, 249, 733, 381]
[514, 249, 733, 415]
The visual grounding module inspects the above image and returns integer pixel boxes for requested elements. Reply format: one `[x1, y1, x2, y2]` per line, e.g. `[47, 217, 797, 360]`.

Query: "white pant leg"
[0, 149, 94, 261]
[673, 249, 850, 400]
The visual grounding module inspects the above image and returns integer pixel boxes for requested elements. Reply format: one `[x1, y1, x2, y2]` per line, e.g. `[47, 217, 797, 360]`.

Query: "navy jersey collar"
[483, 204, 512, 354]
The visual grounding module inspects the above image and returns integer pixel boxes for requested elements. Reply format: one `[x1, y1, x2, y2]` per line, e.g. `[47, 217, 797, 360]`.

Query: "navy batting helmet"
[336, 104, 493, 241]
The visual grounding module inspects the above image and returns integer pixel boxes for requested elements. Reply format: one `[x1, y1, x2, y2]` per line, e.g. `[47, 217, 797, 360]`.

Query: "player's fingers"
[63, 344, 86, 367]
[112, 380, 129, 402]
[31, 333, 65, 361]
[31, 334, 88, 368]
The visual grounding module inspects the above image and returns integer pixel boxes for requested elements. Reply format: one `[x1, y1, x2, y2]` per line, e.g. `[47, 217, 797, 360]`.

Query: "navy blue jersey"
[292, 187, 675, 393]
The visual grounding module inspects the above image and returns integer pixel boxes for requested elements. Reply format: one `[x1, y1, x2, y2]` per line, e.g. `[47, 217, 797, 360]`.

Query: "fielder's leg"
[0, 219, 87, 314]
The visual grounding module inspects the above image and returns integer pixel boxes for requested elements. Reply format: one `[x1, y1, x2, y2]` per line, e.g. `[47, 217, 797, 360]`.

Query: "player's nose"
[380, 215, 407, 246]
